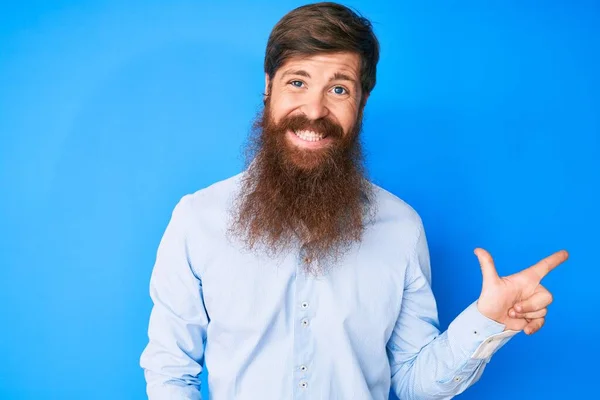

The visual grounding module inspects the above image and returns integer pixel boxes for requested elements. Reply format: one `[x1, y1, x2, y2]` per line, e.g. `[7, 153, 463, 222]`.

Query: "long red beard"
[229, 99, 374, 274]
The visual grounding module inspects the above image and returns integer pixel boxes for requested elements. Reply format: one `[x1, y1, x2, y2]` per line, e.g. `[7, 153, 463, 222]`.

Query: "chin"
[282, 142, 330, 172]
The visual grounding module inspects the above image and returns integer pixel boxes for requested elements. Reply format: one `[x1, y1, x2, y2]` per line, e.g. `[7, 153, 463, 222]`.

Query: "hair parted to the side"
[264, 2, 379, 98]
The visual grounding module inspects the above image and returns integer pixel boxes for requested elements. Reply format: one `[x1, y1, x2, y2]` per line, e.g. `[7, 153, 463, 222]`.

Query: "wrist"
[476, 299, 506, 325]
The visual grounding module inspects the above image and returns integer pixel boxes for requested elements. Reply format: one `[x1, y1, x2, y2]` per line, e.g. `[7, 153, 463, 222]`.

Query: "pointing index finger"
[529, 250, 569, 280]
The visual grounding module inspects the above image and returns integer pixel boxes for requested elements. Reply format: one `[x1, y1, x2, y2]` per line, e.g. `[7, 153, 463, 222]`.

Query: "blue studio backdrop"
[1, 1, 598, 399]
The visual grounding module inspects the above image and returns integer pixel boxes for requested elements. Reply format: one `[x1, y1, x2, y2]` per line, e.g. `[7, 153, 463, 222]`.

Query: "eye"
[332, 86, 348, 95]
[289, 80, 304, 88]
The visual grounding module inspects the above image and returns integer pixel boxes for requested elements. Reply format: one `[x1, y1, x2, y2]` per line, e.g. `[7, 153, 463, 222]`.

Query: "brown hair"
[264, 2, 379, 98]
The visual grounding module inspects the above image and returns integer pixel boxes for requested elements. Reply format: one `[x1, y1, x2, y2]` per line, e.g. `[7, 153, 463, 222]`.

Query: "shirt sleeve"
[387, 220, 519, 399]
[139, 195, 208, 400]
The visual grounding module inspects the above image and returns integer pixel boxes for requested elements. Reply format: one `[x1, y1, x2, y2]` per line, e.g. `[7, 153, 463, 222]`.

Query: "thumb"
[474, 248, 500, 284]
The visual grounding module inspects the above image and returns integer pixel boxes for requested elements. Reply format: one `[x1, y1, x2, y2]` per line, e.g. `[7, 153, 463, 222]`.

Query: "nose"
[300, 92, 329, 120]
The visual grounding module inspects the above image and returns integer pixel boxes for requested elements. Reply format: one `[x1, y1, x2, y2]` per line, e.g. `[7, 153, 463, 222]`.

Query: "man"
[140, 2, 568, 399]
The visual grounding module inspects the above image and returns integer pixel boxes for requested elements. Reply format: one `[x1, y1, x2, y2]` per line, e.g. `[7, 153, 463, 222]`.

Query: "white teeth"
[294, 130, 324, 142]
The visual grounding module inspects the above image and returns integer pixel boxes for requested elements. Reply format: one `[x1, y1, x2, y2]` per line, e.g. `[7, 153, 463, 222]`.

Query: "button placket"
[294, 248, 316, 397]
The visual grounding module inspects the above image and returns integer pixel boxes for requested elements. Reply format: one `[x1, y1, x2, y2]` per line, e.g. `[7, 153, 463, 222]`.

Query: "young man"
[140, 3, 567, 399]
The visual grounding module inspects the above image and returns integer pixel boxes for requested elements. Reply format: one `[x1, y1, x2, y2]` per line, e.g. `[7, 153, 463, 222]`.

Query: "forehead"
[276, 52, 360, 79]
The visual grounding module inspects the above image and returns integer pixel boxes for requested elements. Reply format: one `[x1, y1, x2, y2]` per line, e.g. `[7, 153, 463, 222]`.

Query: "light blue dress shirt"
[140, 172, 519, 399]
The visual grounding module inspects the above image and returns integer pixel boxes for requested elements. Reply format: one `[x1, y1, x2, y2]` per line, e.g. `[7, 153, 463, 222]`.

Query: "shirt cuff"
[447, 301, 520, 361]
[147, 383, 202, 400]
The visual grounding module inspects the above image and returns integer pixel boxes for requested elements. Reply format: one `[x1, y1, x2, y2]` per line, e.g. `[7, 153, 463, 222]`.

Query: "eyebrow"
[280, 69, 357, 85]
[281, 69, 311, 79]
[330, 72, 356, 84]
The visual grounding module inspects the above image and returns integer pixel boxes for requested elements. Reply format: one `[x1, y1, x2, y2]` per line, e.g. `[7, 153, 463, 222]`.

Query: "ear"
[361, 92, 370, 108]
[264, 73, 271, 103]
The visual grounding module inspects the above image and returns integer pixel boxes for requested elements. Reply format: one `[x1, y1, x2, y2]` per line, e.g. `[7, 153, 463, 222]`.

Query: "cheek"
[334, 106, 359, 135]
[270, 93, 301, 124]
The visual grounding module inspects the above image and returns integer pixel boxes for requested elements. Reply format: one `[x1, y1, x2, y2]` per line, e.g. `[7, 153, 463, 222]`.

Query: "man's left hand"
[474, 248, 569, 335]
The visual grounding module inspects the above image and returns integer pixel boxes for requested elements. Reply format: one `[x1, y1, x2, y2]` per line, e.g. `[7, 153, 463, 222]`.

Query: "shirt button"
[453, 376, 462, 382]
[301, 301, 309, 309]
[299, 365, 308, 372]
[301, 318, 310, 327]
[299, 380, 308, 389]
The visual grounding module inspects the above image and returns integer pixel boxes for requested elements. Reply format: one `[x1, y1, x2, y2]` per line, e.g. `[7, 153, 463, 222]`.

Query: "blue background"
[1, 0, 598, 399]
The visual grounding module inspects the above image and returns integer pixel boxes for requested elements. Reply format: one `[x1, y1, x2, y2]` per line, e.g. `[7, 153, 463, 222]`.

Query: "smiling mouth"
[293, 129, 326, 142]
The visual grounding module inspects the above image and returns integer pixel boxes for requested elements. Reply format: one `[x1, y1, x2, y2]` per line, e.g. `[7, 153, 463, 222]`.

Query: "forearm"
[391, 333, 486, 399]
[391, 301, 518, 399]
[140, 288, 206, 400]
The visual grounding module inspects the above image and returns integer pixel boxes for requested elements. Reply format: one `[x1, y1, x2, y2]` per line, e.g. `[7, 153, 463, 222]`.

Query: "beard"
[229, 98, 374, 274]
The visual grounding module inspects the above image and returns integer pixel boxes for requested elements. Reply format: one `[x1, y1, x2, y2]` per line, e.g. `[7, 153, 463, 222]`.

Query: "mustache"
[274, 114, 344, 140]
